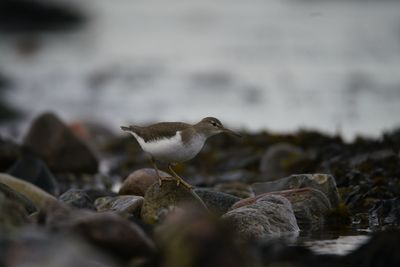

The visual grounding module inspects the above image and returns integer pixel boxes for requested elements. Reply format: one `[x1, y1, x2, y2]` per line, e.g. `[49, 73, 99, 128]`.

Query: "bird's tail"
[120, 125, 141, 133]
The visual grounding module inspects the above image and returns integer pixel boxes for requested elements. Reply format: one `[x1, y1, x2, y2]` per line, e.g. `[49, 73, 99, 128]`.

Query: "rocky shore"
[1, 112, 400, 267]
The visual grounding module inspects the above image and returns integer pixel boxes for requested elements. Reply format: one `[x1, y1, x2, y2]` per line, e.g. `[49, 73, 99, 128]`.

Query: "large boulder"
[252, 174, 340, 208]
[222, 195, 299, 241]
[119, 168, 170, 196]
[23, 112, 98, 174]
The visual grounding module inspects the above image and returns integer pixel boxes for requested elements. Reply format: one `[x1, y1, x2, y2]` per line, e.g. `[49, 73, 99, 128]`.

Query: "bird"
[121, 117, 241, 189]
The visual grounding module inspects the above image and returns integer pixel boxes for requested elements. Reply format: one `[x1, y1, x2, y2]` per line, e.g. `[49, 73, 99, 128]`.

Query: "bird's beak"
[222, 127, 242, 137]
[121, 126, 131, 132]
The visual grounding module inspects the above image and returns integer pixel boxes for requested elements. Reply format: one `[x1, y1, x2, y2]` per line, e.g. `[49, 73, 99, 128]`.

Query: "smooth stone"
[0, 192, 29, 233]
[23, 112, 98, 174]
[222, 195, 299, 241]
[141, 180, 207, 224]
[7, 151, 59, 195]
[0, 173, 58, 210]
[259, 143, 312, 181]
[95, 195, 144, 217]
[194, 188, 241, 215]
[212, 169, 262, 184]
[0, 182, 37, 213]
[119, 168, 170, 196]
[213, 182, 255, 198]
[252, 173, 340, 208]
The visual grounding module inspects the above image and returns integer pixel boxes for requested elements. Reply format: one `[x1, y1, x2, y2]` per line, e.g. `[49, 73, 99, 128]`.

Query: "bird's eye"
[211, 121, 218, 127]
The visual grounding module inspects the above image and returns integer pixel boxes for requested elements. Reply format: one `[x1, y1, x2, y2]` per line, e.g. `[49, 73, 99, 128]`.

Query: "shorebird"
[121, 117, 240, 189]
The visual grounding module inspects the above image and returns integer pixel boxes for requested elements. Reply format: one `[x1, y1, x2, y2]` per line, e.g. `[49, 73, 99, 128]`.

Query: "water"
[1, 0, 400, 140]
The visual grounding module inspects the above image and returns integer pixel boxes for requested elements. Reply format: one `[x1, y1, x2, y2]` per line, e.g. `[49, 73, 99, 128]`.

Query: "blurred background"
[1, 0, 400, 140]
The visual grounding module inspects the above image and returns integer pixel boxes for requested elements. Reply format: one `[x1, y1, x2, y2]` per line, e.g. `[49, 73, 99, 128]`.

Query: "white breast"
[131, 131, 206, 163]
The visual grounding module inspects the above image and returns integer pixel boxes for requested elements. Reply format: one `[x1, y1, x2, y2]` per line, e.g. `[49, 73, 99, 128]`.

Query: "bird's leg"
[150, 156, 164, 186]
[168, 164, 193, 190]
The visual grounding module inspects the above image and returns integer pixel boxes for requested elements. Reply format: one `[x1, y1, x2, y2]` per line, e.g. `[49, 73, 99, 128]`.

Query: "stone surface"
[0, 173, 58, 210]
[194, 188, 240, 215]
[23, 112, 98, 174]
[7, 151, 59, 195]
[252, 173, 340, 208]
[0, 182, 37, 213]
[141, 180, 207, 224]
[222, 195, 299, 241]
[59, 189, 96, 210]
[213, 182, 255, 198]
[0, 137, 20, 171]
[259, 143, 312, 181]
[119, 168, 170, 196]
[369, 197, 400, 228]
[95, 195, 144, 217]
[233, 188, 332, 227]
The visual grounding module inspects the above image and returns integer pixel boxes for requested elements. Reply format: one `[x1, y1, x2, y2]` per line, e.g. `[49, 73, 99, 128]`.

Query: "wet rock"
[194, 188, 240, 215]
[0, 182, 37, 213]
[0, 173, 57, 210]
[59, 189, 96, 210]
[213, 181, 255, 198]
[222, 195, 299, 241]
[0, 192, 29, 233]
[119, 168, 170, 196]
[212, 170, 261, 184]
[141, 180, 207, 224]
[0, 137, 20, 171]
[23, 112, 98, 174]
[7, 151, 59, 195]
[233, 188, 332, 227]
[95, 195, 144, 217]
[369, 197, 400, 228]
[252, 174, 340, 208]
[0, 227, 117, 267]
[259, 143, 313, 181]
[155, 206, 249, 267]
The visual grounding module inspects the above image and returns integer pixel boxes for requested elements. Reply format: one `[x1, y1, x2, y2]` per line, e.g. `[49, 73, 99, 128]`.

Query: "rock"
[233, 188, 332, 227]
[154, 206, 249, 267]
[212, 170, 261, 184]
[252, 174, 340, 208]
[59, 189, 96, 210]
[7, 151, 59, 195]
[141, 180, 207, 224]
[0, 173, 57, 210]
[0, 182, 37, 213]
[194, 188, 240, 215]
[95, 195, 144, 217]
[369, 197, 400, 228]
[0, 227, 117, 267]
[59, 188, 116, 210]
[23, 112, 98, 174]
[0, 192, 29, 233]
[259, 143, 312, 181]
[119, 168, 170, 196]
[0, 137, 20, 171]
[222, 195, 299, 241]
[213, 182, 255, 198]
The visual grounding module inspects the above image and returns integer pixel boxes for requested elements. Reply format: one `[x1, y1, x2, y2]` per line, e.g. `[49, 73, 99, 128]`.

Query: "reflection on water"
[1, 0, 400, 141]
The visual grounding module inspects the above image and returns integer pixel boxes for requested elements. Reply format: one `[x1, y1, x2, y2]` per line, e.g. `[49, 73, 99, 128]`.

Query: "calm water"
[1, 0, 400, 140]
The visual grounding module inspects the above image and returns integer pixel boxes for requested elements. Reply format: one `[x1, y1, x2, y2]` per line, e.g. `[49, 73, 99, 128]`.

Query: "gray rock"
[95, 195, 144, 217]
[252, 173, 340, 208]
[0, 182, 37, 213]
[7, 152, 59, 195]
[0, 173, 58, 210]
[0, 137, 20, 171]
[141, 180, 207, 224]
[222, 195, 299, 241]
[259, 143, 311, 181]
[194, 188, 240, 215]
[23, 112, 98, 174]
[119, 168, 170, 196]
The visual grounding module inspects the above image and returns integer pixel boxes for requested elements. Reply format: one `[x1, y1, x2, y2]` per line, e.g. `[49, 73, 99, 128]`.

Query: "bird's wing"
[125, 122, 191, 143]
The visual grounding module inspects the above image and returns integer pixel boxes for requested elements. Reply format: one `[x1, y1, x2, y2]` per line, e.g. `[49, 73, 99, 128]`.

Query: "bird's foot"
[176, 177, 193, 190]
